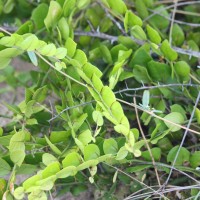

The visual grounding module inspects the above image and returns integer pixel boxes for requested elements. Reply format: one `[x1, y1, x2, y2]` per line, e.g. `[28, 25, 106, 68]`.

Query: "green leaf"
[0, 35, 15, 47]
[31, 3, 48, 30]
[147, 60, 171, 82]
[164, 112, 184, 132]
[42, 153, 58, 166]
[0, 158, 11, 176]
[16, 20, 34, 34]
[172, 24, 185, 46]
[45, 136, 62, 155]
[73, 49, 87, 66]
[114, 124, 130, 136]
[3, 0, 15, 14]
[16, 164, 37, 175]
[115, 146, 128, 160]
[36, 175, 56, 191]
[37, 43, 57, 56]
[157, 137, 173, 151]
[32, 86, 48, 103]
[50, 131, 70, 143]
[27, 51, 38, 66]
[134, 0, 149, 19]
[44, 1, 62, 29]
[131, 25, 147, 40]
[77, 159, 99, 171]
[9, 130, 26, 166]
[41, 161, 60, 179]
[63, 0, 76, 17]
[14, 187, 25, 200]
[174, 61, 190, 81]
[167, 146, 190, 166]
[55, 61, 66, 71]
[141, 147, 161, 161]
[92, 74, 104, 92]
[110, 101, 125, 123]
[190, 151, 200, 168]
[56, 166, 77, 178]
[133, 65, 152, 83]
[160, 39, 178, 61]
[0, 48, 22, 69]
[58, 17, 69, 41]
[54, 47, 67, 59]
[101, 86, 116, 107]
[10, 150, 25, 167]
[0, 127, 3, 136]
[195, 108, 200, 124]
[149, 6, 169, 30]
[130, 47, 152, 68]
[126, 165, 151, 173]
[84, 144, 100, 161]
[28, 190, 47, 200]
[65, 37, 77, 57]
[103, 138, 118, 155]
[170, 104, 187, 120]
[142, 90, 150, 108]
[146, 25, 161, 44]
[18, 34, 39, 51]
[83, 62, 102, 79]
[107, 0, 127, 14]
[124, 10, 143, 32]
[99, 45, 112, 64]
[23, 174, 40, 190]
[62, 152, 81, 168]
[77, 0, 90, 9]
[92, 111, 104, 126]
[78, 130, 94, 146]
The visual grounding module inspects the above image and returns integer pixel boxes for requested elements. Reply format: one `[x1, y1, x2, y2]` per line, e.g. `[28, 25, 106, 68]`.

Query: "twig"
[125, 184, 200, 199]
[190, 74, 200, 84]
[74, 31, 200, 58]
[103, 162, 168, 200]
[0, 26, 11, 35]
[133, 97, 161, 187]
[161, 91, 200, 190]
[169, 0, 178, 45]
[117, 98, 200, 135]
[115, 83, 200, 94]
[97, 0, 126, 34]
[74, 31, 118, 42]
[171, 9, 200, 17]
[154, 0, 187, 5]
[35, 52, 87, 88]
[148, 8, 200, 27]
[144, 1, 200, 24]
[128, 159, 200, 184]
[48, 100, 95, 122]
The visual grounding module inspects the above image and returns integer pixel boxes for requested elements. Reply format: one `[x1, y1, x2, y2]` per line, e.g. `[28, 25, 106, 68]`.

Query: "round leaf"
[164, 112, 184, 132]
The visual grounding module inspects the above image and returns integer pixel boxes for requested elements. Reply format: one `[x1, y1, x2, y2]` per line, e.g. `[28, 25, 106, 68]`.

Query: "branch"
[74, 31, 200, 58]
[115, 83, 200, 94]
[74, 31, 118, 42]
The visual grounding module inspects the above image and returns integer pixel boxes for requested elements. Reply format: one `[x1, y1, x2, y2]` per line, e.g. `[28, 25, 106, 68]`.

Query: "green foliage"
[0, 0, 199, 199]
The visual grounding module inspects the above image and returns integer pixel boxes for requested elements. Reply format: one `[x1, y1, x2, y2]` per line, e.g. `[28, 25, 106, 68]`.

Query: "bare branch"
[74, 31, 200, 58]
[115, 83, 200, 94]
